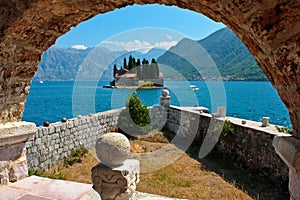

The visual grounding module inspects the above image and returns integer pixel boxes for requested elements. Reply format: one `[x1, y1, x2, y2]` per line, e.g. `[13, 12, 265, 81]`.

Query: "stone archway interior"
[0, 0, 299, 137]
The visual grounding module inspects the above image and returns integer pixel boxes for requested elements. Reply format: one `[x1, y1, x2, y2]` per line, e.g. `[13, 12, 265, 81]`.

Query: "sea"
[22, 81, 292, 128]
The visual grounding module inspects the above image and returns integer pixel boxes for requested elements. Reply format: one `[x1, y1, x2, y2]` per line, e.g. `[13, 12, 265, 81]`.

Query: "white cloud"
[166, 34, 173, 40]
[102, 40, 178, 52]
[72, 44, 88, 50]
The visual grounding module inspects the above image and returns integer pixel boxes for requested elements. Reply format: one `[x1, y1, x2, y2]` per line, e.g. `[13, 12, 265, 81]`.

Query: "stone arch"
[0, 0, 299, 137]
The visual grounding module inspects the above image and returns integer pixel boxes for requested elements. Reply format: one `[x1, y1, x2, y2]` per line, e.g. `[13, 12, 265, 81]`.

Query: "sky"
[55, 4, 225, 51]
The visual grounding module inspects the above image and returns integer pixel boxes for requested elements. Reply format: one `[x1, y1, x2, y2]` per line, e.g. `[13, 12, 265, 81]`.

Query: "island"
[107, 55, 164, 89]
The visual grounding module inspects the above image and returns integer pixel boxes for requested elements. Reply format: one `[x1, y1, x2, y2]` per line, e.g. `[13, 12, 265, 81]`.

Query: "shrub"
[118, 91, 150, 136]
[275, 125, 293, 134]
[66, 147, 89, 166]
[128, 91, 150, 127]
[221, 120, 235, 138]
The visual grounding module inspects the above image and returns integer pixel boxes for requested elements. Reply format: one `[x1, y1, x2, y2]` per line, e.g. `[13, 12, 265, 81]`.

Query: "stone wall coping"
[168, 106, 291, 137]
[226, 117, 291, 137]
[0, 122, 36, 146]
[169, 105, 212, 116]
[36, 108, 123, 128]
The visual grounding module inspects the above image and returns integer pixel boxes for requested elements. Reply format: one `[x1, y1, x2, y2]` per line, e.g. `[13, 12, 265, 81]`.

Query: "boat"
[39, 80, 44, 84]
[189, 85, 199, 91]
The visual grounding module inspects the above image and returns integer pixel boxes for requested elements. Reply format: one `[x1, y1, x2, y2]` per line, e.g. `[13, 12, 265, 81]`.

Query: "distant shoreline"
[32, 79, 270, 82]
[102, 85, 167, 90]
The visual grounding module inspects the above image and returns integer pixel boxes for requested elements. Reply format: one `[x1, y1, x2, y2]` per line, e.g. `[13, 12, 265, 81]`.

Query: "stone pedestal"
[217, 107, 226, 118]
[160, 96, 170, 107]
[262, 117, 270, 127]
[160, 89, 170, 108]
[273, 136, 300, 200]
[0, 122, 36, 184]
[91, 159, 140, 200]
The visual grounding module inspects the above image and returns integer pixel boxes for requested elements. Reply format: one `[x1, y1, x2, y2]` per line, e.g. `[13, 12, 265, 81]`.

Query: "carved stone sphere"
[162, 89, 169, 97]
[96, 132, 130, 166]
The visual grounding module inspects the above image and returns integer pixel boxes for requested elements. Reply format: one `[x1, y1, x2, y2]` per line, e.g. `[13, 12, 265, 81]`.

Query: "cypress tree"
[136, 59, 141, 67]
[113, 64, 118, 77]
[123, 57, 127, 69]
[128, 55, 133, 70]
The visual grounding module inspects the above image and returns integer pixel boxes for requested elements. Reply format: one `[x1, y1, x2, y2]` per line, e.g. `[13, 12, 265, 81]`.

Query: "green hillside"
[158, 27, 267, 81]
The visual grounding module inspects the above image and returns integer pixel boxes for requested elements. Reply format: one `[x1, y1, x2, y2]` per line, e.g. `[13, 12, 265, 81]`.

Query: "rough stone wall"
[26, 109, 121, 170]
[0, 0, 299, 137]
[166, 106, 289, 186]
[24, 106, 289, 184]
[25, 106, 166, 171]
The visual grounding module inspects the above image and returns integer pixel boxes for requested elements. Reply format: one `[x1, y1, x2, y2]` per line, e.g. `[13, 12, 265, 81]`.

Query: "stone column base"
[0, 122, 36, 184]
[273, 136, 300, 200]
[91, 159, 140, 200]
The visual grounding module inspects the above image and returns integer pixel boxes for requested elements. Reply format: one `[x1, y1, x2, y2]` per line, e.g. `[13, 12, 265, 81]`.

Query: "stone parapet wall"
[166, 106, 289, 186]
[25, 105, 289, 186]
[26, 109, 121, 170]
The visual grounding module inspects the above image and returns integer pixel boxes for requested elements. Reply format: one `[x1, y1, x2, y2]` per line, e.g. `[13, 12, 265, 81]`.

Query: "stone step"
[0, 176, 188, 200]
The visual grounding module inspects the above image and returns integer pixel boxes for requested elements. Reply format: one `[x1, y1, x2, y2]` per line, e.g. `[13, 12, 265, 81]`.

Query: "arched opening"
[1, 1, 299, 198]
[0, 1, 298, 137]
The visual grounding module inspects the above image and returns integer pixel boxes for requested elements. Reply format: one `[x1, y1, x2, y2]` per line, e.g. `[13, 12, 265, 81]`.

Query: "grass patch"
[65, 147, 89, 166]
[28, 166, 66, 180]
[275, 125, 293, 134]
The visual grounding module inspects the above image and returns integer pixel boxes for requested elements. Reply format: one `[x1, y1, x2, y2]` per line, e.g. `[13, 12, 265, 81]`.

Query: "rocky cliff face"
[0, 0, 299, 137]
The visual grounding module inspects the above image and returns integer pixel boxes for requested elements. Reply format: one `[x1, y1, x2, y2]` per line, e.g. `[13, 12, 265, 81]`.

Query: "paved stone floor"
[0, 176, 187, 200]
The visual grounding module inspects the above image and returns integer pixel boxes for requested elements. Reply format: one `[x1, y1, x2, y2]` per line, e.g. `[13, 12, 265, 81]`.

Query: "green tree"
[128, 55, 133, 70]
[127, 91, 150, 127]
[113, 64, 118, 77]
[123, 57, 127, 69]
[142, 58, 147, 65]
[118, 91, 150, 136]
[136, 59, 141, 67]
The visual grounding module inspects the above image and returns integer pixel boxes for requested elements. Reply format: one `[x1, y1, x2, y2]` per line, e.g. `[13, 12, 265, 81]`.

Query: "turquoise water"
[23, 81, 291, 128]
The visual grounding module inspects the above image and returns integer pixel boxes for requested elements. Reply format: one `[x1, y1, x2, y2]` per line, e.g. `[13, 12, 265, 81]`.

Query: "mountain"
[143, 48, 166, 61]
[34, 46, 92, 81]
[34, 46, 166, 81]
[157, 27, 267, 81]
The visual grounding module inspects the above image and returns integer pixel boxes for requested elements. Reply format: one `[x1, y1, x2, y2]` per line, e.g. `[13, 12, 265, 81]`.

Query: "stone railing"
[166, 106, 290, 186]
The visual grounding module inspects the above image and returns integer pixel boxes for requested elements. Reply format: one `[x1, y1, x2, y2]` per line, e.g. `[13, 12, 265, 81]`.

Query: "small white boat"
[189, 85, 199, 91]
[39, 80, 44, 84]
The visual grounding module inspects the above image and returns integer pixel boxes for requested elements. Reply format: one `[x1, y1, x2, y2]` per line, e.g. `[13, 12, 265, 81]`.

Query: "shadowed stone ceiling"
[0, 0, 299, 136]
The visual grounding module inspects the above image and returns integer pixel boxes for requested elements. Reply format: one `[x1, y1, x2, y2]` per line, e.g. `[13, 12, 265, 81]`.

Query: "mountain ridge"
[34, 27, 267, 81]
[157, 27, 267, 81]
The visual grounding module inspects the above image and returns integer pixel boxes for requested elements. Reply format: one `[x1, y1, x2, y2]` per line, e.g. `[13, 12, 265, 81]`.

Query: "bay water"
[23, 81, 291, 128]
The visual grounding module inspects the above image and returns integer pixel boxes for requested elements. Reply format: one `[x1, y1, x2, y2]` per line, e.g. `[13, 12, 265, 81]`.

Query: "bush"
[118, 91, 150, 136]
[128, 91, 150, 127]
[66, 147, 88, 166]
[275, 125, 293, 134]
[221, 120, 235, 138]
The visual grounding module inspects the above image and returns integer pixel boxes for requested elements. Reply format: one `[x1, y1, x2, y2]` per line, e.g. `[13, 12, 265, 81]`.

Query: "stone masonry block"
[92, 159, 140, 200]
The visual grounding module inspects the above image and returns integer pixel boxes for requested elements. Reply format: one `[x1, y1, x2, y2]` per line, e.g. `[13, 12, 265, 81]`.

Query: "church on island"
[110, 55, 164, 88]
